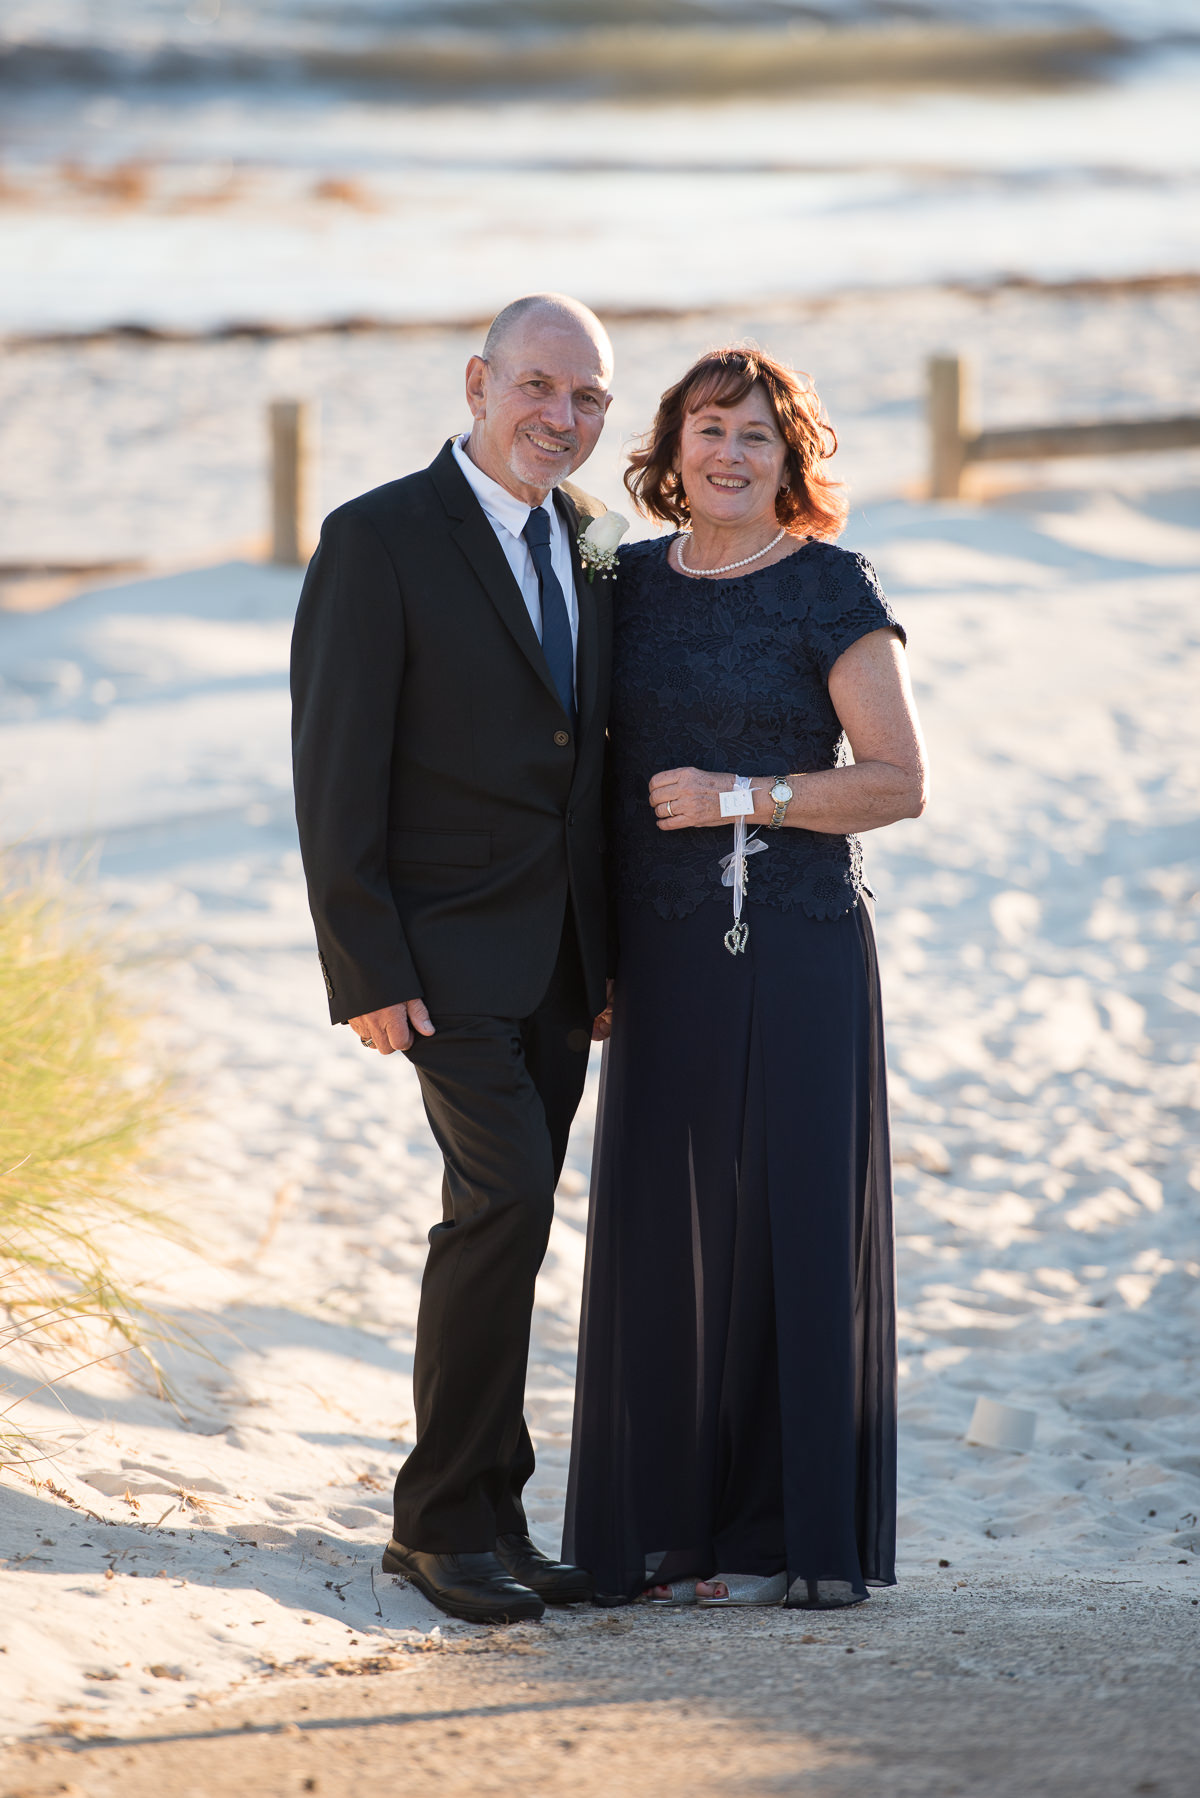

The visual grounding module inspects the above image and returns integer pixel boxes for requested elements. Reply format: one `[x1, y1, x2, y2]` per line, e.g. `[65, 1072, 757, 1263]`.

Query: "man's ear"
[465, 355, 488, 420]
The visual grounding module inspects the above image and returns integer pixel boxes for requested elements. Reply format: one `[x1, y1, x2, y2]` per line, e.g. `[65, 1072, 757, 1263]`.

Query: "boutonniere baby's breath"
[578, 510, 629, 581]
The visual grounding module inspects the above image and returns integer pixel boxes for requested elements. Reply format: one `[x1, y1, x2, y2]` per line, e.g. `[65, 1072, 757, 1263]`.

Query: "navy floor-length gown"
[564, 534, 903, 1607]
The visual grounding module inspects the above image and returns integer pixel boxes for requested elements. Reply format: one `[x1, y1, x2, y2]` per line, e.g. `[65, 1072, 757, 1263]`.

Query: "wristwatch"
[767, 777, 794, 830]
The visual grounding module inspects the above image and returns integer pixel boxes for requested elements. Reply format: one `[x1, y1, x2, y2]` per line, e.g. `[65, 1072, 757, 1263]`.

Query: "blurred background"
[1, 0, 1198, 564]
[3, 4, 1200, 1745]
[3, 0, 1199, 326]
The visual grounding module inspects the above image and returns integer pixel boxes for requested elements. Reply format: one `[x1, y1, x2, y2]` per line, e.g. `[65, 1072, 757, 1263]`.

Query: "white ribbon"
[718, 775, 766, 956]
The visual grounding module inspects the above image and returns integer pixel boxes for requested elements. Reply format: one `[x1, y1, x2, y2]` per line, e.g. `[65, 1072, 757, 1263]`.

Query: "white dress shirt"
[452, 434, 579, 672]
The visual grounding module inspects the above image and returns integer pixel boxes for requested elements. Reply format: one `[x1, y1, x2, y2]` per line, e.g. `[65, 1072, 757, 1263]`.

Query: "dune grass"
[0, 866, 175, 1463]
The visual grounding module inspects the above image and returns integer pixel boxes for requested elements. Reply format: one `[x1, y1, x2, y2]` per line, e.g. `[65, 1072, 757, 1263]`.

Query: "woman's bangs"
[682, 359, 760, 417]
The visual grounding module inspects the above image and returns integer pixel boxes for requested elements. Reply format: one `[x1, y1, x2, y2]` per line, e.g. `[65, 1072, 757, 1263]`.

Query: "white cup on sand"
[966, 1396, 1037, 1453]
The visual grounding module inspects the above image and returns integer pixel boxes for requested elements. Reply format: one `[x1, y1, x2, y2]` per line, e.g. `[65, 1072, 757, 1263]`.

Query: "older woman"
[564, 347, 927, 1610]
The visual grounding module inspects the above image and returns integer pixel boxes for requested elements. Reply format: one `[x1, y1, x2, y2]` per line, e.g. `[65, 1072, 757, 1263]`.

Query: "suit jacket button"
[553, 730, 570, 747]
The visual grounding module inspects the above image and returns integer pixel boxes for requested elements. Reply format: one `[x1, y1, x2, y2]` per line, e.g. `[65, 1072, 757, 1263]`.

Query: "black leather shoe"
[382, 1540, 545, 1625]
[496, 1532, 594, 1605]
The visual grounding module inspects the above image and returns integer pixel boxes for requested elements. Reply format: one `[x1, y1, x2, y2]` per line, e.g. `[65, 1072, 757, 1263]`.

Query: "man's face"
[465, 318, 613, 503]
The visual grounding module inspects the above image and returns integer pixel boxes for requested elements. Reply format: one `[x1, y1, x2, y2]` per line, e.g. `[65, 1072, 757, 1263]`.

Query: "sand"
[2, 1576, 1199, 1797]
[0, 288, 1197, 1785]
[3, 283, 1200, 571]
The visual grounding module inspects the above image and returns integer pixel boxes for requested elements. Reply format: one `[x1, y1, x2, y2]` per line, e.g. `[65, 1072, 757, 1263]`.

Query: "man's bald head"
[464, 293, 614, 504]
[482, 292, 613, 381]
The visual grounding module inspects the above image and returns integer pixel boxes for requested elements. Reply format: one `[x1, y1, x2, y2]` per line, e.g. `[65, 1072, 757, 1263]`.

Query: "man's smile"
[525, 431, 575, 456]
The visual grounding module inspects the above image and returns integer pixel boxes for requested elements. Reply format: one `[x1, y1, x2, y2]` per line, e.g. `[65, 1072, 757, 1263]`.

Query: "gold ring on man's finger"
[665, 800, 674, 817]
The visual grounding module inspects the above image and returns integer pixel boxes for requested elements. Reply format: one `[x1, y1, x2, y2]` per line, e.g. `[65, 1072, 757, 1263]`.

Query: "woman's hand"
[591, 979, 615, 1041]
[649, 766, 738, 830]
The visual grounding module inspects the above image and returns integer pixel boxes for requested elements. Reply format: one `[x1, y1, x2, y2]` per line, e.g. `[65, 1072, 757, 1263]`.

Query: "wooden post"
[928, 355, 969, 501]
[269, 399, 314, 565]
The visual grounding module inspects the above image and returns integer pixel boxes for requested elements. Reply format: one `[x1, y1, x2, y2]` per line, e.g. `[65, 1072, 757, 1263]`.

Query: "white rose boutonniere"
[578, 510, 629, 582]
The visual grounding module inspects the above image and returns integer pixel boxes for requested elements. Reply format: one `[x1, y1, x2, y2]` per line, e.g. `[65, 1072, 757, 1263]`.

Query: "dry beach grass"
[0, 869, 174, 1470]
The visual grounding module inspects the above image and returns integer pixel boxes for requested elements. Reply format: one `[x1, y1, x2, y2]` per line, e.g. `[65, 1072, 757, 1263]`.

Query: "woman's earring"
[778, 482, 790, 495]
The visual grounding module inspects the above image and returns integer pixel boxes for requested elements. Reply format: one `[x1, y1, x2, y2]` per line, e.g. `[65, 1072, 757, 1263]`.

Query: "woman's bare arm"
[648, 629, 928, 835]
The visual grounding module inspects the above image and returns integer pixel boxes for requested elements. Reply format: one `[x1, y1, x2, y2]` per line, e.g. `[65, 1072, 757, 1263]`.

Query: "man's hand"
[349, 999, 435, 1055]
[591, 979, 615, 1042]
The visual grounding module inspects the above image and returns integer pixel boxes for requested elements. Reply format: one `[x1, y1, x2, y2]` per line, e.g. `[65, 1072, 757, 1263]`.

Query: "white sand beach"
[0, 290, 1197, 1770]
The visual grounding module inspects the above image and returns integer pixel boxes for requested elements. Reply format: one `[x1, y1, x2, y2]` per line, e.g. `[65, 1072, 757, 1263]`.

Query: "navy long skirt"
[563, 893, 897, 1605]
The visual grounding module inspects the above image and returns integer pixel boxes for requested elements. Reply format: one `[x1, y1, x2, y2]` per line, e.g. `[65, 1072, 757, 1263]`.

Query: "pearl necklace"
[676, 526, 787, 577]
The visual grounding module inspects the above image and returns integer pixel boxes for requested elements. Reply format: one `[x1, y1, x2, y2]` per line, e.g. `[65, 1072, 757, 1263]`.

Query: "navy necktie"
[522, 506, 576, 731]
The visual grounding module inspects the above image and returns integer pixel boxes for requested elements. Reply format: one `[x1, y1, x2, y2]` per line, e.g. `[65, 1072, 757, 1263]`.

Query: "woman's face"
[676, 384, 788, 533]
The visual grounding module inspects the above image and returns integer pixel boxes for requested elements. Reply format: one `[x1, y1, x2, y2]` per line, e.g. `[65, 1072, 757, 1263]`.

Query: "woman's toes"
[696, 1580, 727, 1600]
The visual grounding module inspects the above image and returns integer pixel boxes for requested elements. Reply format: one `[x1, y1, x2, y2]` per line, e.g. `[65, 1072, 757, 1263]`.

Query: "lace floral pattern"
[610, 535, 905, 922]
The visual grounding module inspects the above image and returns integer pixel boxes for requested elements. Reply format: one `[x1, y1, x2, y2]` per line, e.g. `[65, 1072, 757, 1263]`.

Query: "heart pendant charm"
[723, 921, 749, 957]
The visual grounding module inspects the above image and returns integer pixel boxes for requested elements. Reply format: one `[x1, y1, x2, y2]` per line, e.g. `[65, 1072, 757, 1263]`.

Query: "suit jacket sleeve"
[291, 505, 422, 1024]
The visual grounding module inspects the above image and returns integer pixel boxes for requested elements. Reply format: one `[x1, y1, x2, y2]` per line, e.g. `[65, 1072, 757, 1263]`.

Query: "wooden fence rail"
[927, 355, 1200, 499]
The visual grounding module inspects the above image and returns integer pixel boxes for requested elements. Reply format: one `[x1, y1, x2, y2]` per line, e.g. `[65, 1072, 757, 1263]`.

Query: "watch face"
[771, 780, 793, 803]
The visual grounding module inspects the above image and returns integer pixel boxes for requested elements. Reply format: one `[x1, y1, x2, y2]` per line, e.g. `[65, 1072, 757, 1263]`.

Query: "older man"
[291, 294, 614, 1625]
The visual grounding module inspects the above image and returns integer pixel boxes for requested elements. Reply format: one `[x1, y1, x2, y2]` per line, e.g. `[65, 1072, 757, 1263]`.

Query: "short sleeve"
[807, 549, 905, 682]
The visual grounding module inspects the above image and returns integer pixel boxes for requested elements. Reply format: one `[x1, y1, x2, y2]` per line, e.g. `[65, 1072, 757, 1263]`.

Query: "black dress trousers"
[392, 910, 592, 1553]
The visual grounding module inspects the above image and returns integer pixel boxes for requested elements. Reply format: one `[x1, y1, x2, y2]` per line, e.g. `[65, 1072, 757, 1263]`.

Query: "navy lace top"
[609, 534, 906, 922]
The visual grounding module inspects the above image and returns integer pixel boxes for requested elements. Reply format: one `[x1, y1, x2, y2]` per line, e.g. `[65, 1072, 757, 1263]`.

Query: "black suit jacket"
[291, 439, 612, 1025]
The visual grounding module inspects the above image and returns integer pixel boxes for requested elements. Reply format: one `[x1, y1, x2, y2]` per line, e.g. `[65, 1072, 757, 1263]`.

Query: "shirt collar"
[453, 432, 553, 541]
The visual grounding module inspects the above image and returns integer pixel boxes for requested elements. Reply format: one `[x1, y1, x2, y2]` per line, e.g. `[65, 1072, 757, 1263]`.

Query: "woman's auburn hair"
[624, 346, 848, 539]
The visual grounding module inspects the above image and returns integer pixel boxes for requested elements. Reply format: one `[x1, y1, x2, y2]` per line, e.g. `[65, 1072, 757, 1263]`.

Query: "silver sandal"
[696, 1572, 788, 1608]
[645, 1579, 698, 1606]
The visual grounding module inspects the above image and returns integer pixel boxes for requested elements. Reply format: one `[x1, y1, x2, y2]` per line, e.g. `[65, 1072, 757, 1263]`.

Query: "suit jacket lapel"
[429, 440, 565, 715]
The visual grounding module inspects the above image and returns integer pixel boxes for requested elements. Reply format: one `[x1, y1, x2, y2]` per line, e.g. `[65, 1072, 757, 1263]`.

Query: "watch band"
[768, 777, 795, 830]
